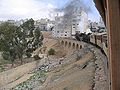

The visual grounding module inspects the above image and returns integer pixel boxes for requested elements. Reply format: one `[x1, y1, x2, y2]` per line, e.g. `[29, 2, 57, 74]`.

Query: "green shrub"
[2, 51, 10, 60]
[48, 48, 55, 55]
[34, 55, 40, 60]
[26, 52, 32, 58]
[0, 65, 5, 72]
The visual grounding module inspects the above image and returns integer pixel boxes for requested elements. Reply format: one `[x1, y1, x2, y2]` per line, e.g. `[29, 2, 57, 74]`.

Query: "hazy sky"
[0, 0, 101, 22]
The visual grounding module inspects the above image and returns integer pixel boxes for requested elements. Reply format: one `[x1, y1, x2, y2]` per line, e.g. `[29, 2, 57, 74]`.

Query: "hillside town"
[0, 13, 106, 37]
[0, 0, 110, 90]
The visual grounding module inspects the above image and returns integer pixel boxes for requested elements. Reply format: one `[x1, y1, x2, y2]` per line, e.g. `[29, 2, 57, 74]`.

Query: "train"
[75, 32, 108, 56]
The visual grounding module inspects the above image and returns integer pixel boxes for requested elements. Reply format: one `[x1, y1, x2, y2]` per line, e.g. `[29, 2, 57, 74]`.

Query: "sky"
[0, 0, 101, 22]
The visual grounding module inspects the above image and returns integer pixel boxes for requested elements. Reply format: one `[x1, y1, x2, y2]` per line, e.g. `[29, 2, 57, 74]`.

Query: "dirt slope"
[34, 52, 95, 90]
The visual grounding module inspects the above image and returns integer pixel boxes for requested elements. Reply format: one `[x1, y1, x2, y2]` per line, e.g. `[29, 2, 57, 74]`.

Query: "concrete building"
[34, 19, 55, 31]
[52, 15, 72, 38]
[15, 19, 24, 26]
[1, 19, 24, 26]
[89, 18, 106, 33]
[72, 10, 89, 35]
[52, 10, 89, 38]
[47, 20, 55, 31]
[98, 17, 105, 28]
[34, 19, 48, 31]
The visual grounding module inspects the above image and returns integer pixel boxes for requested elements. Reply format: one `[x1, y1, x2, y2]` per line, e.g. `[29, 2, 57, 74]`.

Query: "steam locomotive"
[75, 32, 108, 56]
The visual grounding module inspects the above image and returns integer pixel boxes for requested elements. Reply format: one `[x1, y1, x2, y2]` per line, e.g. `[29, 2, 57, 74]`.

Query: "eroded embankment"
[0, 43, 109, 90]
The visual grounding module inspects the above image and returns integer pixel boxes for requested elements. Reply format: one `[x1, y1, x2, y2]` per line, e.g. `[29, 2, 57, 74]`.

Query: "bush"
[48, 48, 55, 55]
[34, 55, 40, 60]
[26, 52, 32, 58]
[2, 51, 10, 60]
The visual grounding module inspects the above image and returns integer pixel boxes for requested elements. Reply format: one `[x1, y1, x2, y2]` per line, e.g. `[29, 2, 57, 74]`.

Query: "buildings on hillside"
[34, 19, 55, 31]
[72, 10, 89, 35]
[0, 15, 105, 39]
[52, 15, 72, 38]
[7, 19, 26, 26]
[52, 9, 89, 38]
[0, 19, 25, 26]
[0, 19, 55, 31]
[89, 17, 106, 33]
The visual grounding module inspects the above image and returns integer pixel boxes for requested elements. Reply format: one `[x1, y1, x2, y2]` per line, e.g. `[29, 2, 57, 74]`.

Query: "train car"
[90, 32, 108, 56]
[75, 32, 108, 56]
[102, 34, 108, 56]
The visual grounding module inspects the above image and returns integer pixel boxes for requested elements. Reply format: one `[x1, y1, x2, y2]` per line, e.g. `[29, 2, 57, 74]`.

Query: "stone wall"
[59, 38, 85, 50]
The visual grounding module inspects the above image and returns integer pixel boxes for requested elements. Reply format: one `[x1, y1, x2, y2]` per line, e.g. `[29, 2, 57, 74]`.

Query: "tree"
[20, 19, 43, 59]
[0, 22, 19, 65]
[48, 48, 55, 55]
[33, 27, 43, 49]
[0, 19, 43, 65]
[20, 18, 35, 37]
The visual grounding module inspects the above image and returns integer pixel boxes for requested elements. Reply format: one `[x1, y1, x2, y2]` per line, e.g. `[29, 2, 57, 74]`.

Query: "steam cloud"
[54, 0, 92, 33]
